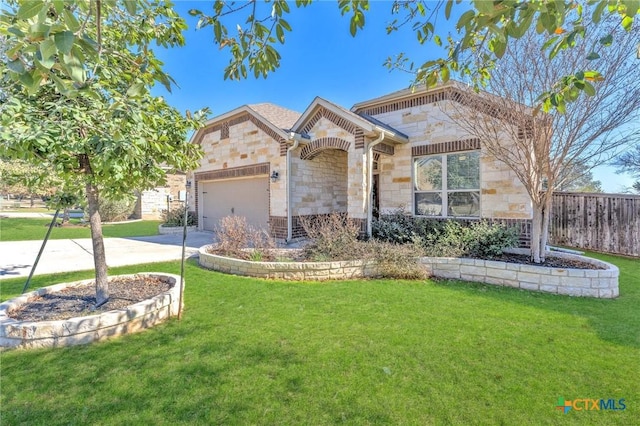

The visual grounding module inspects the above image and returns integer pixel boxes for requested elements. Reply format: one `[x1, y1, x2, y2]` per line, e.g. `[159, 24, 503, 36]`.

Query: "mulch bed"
[469, 253, 605, 270]
[9, 276, 172, 322]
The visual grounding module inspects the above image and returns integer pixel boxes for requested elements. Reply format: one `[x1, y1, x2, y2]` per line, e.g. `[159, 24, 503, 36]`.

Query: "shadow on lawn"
[431, 252, 640, 349]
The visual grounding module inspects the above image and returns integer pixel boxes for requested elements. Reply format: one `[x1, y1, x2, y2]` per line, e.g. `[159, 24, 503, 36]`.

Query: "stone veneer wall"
[134, 173, 186, 220]
[290, 149, 348, 216]
[301, 116, 366, 220]
[0, 273, 182, 350]
[364, 99, 532, 221]
[191, 113, 286, 218]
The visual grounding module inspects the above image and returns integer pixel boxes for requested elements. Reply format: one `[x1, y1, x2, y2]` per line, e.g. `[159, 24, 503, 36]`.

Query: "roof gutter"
[286, 132, 303, 242]
[366, 130, 386, 238]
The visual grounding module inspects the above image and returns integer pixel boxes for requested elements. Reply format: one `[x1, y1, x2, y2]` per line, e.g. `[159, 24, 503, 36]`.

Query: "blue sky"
[153, 1, 635, 193]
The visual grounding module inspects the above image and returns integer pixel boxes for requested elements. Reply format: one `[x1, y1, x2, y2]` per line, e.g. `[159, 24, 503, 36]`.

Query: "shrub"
[373, 210, 519, 259]
[213, 215, 275, 260]
[420, 220, 518, 258]
[162, 207, 197, 227]
[300, 213, 363, 261]
[98, 196, 136, 222]
[372, 210, 415, 244]
[363, 239, 428, 280]
[462, 221, 519, 258]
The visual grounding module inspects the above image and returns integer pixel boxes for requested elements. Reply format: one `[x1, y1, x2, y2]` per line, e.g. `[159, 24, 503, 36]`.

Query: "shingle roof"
[357, 113, 409, 140]
[248, 103, 301, 131]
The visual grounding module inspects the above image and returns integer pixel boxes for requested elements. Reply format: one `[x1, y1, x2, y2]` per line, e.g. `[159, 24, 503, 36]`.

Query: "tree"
[0, 158, 59, 201]
[384, 0, 639, 112]
[1, 1, 205, 306]
[2, 1, 638, 105]
[612, 144, 640, 192]
[442, 13, 639, 262]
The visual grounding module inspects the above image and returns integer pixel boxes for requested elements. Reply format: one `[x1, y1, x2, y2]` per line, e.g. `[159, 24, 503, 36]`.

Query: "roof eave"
[189, 105, 291, 144]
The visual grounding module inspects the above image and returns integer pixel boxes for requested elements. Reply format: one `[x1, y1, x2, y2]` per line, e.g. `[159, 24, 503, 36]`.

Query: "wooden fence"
[550, 192, 640, 257]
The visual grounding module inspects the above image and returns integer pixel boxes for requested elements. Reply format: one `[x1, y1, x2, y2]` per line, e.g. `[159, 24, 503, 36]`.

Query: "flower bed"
[199, 246, 619, 298]
[0, 273, 182, 350]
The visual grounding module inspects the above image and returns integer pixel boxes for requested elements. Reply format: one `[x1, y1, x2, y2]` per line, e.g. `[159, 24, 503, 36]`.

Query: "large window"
[414, 151, 480, 217]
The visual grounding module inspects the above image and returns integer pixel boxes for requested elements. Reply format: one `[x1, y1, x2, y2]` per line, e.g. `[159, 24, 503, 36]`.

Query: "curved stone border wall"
[158, 225, 197, 235]
[199, 246, 619, 298]
[199, 247, 375, 280]
[419, 248, 619, 298]
[0, 273, 182, 350]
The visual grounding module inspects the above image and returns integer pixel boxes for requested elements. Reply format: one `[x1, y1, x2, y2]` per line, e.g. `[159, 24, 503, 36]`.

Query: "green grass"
[0, 218, 160, 241]
[0, 252, 638, 424]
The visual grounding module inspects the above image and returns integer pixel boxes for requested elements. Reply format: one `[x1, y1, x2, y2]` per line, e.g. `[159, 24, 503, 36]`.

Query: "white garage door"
[200, 177, 270, 232]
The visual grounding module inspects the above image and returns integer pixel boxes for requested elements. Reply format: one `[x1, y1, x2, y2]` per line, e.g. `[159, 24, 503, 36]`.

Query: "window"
[414, 151, 480, 217]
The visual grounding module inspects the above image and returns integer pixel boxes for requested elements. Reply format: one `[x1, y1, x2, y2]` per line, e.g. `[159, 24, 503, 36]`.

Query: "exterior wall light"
[270, 171, 280, 182]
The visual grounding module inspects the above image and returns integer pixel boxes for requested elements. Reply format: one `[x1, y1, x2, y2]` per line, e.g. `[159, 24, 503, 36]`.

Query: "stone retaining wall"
[419, 248, 619, 298]
[199, 247, 376, 280]
[0, 273, 182, 350]
[158, 225, 198, 235]
[199, 246, 619, 298]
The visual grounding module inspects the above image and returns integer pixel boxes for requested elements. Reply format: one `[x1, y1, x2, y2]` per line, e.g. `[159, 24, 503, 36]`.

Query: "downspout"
[366, 131, 386, 238]
[286, 132, 301, 243]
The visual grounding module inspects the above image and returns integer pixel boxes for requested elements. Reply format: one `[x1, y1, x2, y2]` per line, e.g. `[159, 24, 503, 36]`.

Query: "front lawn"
[0, 252, 637, 424]
[0, 218, 160, 241]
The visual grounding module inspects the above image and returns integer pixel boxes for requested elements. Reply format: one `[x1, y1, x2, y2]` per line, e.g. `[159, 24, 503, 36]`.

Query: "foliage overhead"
[0, 0, 206, 195]
[2, 1, 637, 112]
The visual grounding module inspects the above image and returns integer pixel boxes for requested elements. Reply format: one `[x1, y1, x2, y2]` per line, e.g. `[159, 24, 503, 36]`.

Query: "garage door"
[200, 177, 270, 232]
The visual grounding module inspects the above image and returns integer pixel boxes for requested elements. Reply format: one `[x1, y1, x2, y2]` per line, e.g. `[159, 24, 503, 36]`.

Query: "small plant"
[162, 207, 197, 227]
[248, 250, 264, 262]
[363, 239, 428, 279]
[300, 213, 363, 261]
[213, 215, 275, 260]
[98, 195, 136, 222]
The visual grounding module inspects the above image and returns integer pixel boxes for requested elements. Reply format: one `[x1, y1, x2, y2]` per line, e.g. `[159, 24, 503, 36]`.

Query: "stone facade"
[191, 111, 286, 222]
[135, 173, 186, 220]
[357, 98, 532, 220]
[190, 83, 534, 243]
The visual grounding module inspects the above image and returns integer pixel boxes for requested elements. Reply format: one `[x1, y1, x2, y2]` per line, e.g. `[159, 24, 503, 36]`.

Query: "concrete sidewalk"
[0, 231, 214, 279]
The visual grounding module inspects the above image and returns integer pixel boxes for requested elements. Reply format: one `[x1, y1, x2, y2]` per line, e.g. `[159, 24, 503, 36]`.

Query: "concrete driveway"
[0, 231, 214, 279]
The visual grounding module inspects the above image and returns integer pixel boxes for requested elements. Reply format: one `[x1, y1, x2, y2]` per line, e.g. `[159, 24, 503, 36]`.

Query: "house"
[133, 172, 186, 220]
[188, 81, 533, 244]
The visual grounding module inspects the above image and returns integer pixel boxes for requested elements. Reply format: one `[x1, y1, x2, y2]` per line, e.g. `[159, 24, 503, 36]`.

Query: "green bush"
[98, 196, 136, 222]
[162, 207, 197, 227]
[462, 221, 519, 258]
[372, 210, 415, 244]
[373, 210, 518, 258]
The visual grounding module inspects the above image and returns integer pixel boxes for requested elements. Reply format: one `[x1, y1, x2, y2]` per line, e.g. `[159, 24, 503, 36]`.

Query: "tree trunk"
[62, 207, 70, 225]
[80, 154, 109, 306]
[530, 203, 543, 263]
[539, 194, 553, 262]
